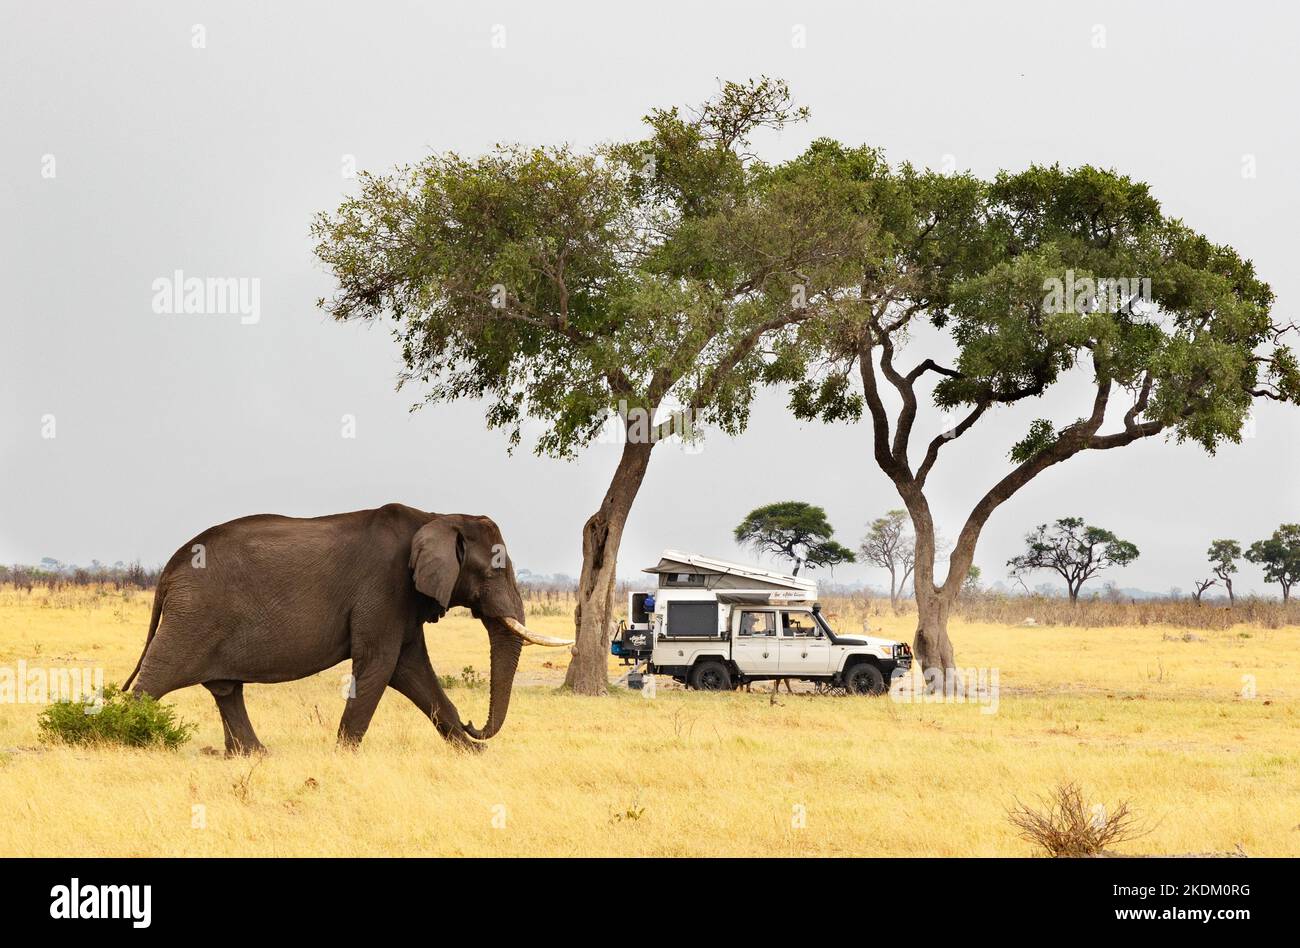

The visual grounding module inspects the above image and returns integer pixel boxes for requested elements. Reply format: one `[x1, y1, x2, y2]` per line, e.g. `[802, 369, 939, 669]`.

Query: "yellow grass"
[1, 585, 1297, 856]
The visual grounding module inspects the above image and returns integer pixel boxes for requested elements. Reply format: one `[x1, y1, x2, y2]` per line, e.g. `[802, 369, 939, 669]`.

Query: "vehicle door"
[730, 609, 780, 675]
[778, 610, 832, 676]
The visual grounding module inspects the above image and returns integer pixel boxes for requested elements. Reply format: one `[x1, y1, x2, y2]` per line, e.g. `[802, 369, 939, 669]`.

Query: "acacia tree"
[1246, 525, 1300, 603]
[782, 142, 1300, 673]
[733, 501, 855, 575]
[312, 79, 866, 694]
[859, 509, 916, 610]
[1191, 576, 1218, 604]
[1007, 518, 1138, 603]
[1207, 539, 1242, 604]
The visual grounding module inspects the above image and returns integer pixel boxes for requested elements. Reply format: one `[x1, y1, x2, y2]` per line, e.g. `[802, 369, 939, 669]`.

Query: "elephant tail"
[122, 584, 165, 692]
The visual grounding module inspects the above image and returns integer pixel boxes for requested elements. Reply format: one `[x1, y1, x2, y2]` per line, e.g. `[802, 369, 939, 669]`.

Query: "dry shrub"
[1008, 781, 1147, 857]
[957, 591, 1299, 629]
[815, 590, 1298, 631]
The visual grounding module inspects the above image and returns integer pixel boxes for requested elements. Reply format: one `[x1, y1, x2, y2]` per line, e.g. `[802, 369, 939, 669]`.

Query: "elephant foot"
[226, 743, 268, 758]
[201, 743, 267, 757]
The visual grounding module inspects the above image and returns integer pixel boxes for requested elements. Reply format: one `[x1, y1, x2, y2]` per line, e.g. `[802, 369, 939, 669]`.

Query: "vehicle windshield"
[812, 611, 837, 639]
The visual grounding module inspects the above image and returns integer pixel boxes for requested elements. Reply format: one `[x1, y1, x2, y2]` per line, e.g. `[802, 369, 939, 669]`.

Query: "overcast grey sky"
[3, 1, 1297, 596]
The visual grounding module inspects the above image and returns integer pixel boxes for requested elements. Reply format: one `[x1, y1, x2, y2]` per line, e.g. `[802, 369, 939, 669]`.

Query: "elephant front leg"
[388, 648, 480, 751]
[338, 648, 400, 746]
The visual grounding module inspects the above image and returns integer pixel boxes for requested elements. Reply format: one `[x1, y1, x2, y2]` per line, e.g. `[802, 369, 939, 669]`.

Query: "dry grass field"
[1, 584, 1297, 857]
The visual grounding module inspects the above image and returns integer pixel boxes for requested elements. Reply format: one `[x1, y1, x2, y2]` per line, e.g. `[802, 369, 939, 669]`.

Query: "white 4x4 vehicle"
[611, 550, 912, 694]
[644, 603, 910, 694]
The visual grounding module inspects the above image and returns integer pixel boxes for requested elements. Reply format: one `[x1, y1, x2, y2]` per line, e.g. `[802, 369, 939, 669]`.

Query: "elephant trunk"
[463, 619, 524, 741]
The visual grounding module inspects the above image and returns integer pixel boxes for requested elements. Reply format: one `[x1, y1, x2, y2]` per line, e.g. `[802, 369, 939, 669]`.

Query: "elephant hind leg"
[203, 681, 266, 756]
[129, 617, 209, 701]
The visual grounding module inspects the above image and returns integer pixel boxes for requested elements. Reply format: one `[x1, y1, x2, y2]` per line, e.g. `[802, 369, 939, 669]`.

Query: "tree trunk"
[563, 440, 654, 695]
[914, 585, 956, 676]
[900, 491, 956, 675]
[1226, 580, 1234, 605]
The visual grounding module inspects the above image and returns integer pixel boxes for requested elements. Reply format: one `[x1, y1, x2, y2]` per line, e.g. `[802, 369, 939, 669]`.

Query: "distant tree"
[1191, 577, 1217, 604]
[962, 565, 982, 596]
[1246, 524, 1300, 603]
[1207, 539, 1242, 605]
[734, 501, 855, 576]
[859, 509, 915, 611]
[1007, 517, 1139, 604]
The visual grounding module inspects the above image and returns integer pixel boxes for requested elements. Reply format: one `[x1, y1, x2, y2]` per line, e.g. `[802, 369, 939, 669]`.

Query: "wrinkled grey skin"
[123, 505, 527, 754]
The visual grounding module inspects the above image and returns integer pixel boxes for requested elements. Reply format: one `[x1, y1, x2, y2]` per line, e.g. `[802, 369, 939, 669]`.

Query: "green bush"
[441, 666, 484, 690]
[38, 684, 195, 749]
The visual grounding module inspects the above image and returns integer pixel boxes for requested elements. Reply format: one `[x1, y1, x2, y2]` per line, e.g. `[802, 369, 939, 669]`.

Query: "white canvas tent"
[637, 551, 811, 639]
[643, 550, 817, 598]
[621, 551, 818, 648]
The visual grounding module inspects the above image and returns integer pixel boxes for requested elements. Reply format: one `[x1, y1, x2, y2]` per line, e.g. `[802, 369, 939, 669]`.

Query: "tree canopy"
[859, 509, 917, 609]
[312, 78, 865, 459]
[1007, 517, 1139, 603]
[734, 501, 855, 575]
[1246, 525, 1300, 603]
[1207, 539, 1242, 604]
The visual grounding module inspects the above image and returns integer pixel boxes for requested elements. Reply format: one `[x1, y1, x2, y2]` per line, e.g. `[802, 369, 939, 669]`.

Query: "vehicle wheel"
[690, 660, 732, 691]
[844, 662, 886, 696]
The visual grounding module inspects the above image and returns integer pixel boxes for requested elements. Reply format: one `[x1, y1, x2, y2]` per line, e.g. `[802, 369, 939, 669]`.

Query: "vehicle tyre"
[843, 662, 886, 696]
[689, 660, 732, 691]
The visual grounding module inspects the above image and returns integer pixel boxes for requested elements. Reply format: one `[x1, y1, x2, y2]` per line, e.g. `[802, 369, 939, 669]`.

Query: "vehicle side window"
[782, 612, 820, 637]
[739, 611, 775, 636]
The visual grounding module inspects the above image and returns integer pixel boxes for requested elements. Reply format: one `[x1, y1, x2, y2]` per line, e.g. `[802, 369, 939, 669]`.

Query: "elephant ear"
[410, 517, 464, 616]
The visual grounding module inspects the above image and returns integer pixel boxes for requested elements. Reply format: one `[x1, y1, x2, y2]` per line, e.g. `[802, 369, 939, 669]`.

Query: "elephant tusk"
[502, 616, 573, 648]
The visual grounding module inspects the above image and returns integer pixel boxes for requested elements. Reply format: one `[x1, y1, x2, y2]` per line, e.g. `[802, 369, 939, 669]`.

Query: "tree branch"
[857, 332, 911, 485]
[915, 401, 988, 487]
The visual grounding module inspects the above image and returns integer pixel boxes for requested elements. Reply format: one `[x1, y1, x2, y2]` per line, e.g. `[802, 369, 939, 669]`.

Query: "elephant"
[121, 504, 571, 754]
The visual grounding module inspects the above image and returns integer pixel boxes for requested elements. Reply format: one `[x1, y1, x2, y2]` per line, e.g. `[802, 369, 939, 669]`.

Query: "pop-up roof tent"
[642, 550, 817, 600]
[627, 550, 817, 640]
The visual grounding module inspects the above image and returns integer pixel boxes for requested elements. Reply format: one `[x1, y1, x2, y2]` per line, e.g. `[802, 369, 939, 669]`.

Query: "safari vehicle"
[611, 550, 911, 694]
